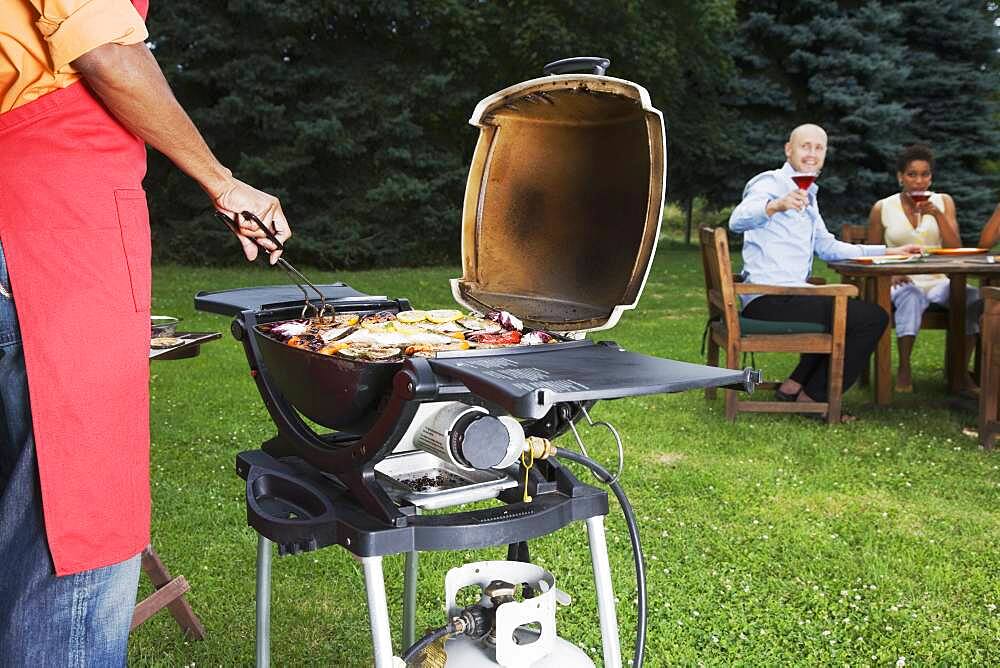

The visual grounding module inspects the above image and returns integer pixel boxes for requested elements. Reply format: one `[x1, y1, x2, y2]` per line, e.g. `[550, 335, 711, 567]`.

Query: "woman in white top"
[867, 144, 979, 392]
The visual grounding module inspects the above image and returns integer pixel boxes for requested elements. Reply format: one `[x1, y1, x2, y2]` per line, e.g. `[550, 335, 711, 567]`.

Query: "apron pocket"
[114, 190, 151, 313]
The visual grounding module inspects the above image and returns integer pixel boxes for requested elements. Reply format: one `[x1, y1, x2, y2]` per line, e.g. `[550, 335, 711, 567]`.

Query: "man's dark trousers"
[742, 295, 889, 401]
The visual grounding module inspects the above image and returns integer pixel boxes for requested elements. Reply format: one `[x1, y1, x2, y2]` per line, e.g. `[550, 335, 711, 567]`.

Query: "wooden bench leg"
[131, 545, 207, 640]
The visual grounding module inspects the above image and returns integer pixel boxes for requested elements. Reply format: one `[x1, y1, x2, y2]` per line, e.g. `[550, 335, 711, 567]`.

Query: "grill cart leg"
[402, 549, 418, 649]
[586, 516, 622, 668]
[256, 536, 273, 668]
[361, 555, 394, 667]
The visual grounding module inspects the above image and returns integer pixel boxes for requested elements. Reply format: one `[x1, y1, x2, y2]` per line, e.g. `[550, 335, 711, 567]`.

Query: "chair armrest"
[733, 283, 859, 298]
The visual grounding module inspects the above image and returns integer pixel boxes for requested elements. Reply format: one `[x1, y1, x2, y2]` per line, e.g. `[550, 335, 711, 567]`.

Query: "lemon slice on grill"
[396, 310, 428, 323]
[427, 309, 463, 324]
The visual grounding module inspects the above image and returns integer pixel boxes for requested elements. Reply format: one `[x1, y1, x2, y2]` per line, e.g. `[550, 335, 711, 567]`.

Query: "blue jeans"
[0, 239, 141, 667]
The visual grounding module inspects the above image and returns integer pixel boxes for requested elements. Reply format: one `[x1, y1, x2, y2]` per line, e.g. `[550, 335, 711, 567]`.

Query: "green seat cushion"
[738, 316, 826, 335]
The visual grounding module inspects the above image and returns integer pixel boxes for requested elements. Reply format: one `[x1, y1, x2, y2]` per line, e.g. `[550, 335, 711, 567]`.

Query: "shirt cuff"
[35, 0, 149, 73]
[861, 244, 887, 257]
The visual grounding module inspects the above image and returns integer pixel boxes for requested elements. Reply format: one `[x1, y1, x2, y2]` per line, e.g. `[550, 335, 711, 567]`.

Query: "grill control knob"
[413, 402, 524, 471]
[450, 413, 510, 470]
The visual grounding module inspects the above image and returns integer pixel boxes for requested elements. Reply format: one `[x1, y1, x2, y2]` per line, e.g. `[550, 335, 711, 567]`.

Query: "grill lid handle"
[542, 56, 610, 76]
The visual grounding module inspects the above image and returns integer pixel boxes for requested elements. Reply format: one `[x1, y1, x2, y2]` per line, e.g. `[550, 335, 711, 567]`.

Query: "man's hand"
[765, 190, 809, 216]
[887, 244, 922, 255]
[213, 178, 291, 264]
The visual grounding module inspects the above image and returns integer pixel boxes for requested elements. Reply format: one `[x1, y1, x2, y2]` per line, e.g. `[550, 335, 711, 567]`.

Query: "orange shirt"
[0, 0, 148, 113]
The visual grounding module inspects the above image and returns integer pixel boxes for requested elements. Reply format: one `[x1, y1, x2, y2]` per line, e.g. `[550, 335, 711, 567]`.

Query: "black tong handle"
[213, 210, 284, 256]
[213, 210, 333, 319]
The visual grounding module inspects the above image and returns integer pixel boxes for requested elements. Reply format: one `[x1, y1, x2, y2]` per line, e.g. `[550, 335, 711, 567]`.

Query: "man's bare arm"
[72, 42, 290, 263]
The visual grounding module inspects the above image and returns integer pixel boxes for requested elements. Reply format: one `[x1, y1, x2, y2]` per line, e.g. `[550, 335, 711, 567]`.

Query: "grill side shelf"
[428, 341, 756, 419]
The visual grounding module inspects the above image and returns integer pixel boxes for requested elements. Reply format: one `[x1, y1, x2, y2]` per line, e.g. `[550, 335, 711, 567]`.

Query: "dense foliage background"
[144, 0, 999, 266]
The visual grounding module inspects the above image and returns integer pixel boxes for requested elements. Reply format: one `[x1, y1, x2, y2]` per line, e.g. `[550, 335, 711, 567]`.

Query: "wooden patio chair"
[700, 226, 857, 424]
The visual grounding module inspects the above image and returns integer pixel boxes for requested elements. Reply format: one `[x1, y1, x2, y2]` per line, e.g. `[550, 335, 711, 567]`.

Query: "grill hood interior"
[451, 73, 666, 332]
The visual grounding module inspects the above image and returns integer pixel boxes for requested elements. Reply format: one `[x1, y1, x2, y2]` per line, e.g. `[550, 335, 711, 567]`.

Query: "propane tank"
[411, 403, 524, 471]
[404, 560, 595, 668]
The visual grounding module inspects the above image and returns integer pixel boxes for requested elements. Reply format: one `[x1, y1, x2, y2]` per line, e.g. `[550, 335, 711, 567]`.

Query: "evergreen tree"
[724, 1, 914, 229]
[724, 0, 998, 237]
[142, 1, 737, 268]
[890, 0, 1000, 239]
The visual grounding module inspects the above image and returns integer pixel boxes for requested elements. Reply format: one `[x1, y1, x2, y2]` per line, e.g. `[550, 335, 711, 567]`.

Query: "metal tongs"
[214, 211, 335, 321]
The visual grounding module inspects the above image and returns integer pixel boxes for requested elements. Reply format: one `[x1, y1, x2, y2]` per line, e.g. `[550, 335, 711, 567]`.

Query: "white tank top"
[879, 192, 947, 289]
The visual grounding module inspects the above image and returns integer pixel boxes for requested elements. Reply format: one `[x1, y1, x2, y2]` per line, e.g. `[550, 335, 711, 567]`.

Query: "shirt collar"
[779, 161, 820, 195]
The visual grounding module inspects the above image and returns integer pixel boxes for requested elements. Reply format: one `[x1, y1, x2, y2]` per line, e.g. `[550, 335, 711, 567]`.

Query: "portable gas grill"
[196, 57, 759, 668]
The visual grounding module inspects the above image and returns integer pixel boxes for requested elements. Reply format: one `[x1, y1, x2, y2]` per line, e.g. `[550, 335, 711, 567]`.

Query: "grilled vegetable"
[360, 311, 397, 325]
[319, 326, 354, 342]
[416, 320, 466, 334]
[342, 330, 455, 347]
[396, 310, 428, 323]
[271, 320, 309, 339]
[485, 310, 524, 331]
[457, 316, 502, 334]
[404, 341, 471, 356]
[468, 330, 522, 345]
[318, 343, 348, 356]
[521, 331, 554, 345]
[330, 314, 360, 327]
[362, 347, 403, 361]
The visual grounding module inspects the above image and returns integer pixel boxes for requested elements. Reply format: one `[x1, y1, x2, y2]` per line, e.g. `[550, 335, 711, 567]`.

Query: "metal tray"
[374, 450, 518, 510]
[149, 332, 222, 360]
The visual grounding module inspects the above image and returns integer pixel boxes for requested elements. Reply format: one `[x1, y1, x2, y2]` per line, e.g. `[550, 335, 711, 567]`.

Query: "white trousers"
[891, 278, 980, 338]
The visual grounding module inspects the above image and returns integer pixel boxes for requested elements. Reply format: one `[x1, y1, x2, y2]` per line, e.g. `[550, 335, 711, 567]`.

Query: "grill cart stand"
[252, 520, 621, 666]
[239, 449, 623, 667]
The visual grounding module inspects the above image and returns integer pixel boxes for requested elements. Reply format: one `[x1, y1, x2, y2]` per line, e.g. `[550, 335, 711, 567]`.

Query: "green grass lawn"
[129, 244, 1000, 666]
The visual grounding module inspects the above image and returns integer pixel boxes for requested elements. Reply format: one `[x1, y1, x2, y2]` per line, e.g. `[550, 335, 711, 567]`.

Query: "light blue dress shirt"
[729, 162, 886, 306]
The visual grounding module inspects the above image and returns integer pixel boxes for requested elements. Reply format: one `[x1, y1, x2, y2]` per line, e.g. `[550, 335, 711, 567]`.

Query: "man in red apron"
[0, 1, 291, 664]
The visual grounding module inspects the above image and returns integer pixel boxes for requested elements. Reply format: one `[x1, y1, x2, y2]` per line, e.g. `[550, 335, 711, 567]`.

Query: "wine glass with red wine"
[791, 172, 818, 190]
[908, 190, 931, 204]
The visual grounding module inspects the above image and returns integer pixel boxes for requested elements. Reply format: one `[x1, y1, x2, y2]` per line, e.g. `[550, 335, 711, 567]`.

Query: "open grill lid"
[451, 59, 666, 333]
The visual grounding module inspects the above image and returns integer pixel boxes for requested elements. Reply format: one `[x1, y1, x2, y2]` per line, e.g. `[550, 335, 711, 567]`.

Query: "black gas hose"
[400, 622, 455, 664]
[555, 447, 646, 668]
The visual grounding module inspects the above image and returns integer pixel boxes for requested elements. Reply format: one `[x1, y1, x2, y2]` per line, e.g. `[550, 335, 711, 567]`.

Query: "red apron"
[0, 0, 152, 575]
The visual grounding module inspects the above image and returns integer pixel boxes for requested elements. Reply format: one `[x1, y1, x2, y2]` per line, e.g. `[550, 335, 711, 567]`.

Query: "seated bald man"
[728, 124, 920, 420]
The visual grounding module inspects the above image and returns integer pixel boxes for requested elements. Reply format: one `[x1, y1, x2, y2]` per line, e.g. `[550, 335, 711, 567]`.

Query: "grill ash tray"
[375, 451, 518, 510]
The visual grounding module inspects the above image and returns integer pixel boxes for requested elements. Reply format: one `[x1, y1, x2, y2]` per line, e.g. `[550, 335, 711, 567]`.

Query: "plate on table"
[149, 332, 221, 360]
[927, 248, 989, 256]
[851, 254, 919, 265]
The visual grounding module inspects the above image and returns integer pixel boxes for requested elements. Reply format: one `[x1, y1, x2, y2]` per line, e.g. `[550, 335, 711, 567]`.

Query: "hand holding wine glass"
[766, 189, 810, 215]
[909, 191, 940, 218]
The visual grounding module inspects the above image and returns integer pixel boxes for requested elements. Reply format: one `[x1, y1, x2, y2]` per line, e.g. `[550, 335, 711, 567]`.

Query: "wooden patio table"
[827, 254, 1000, 405]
